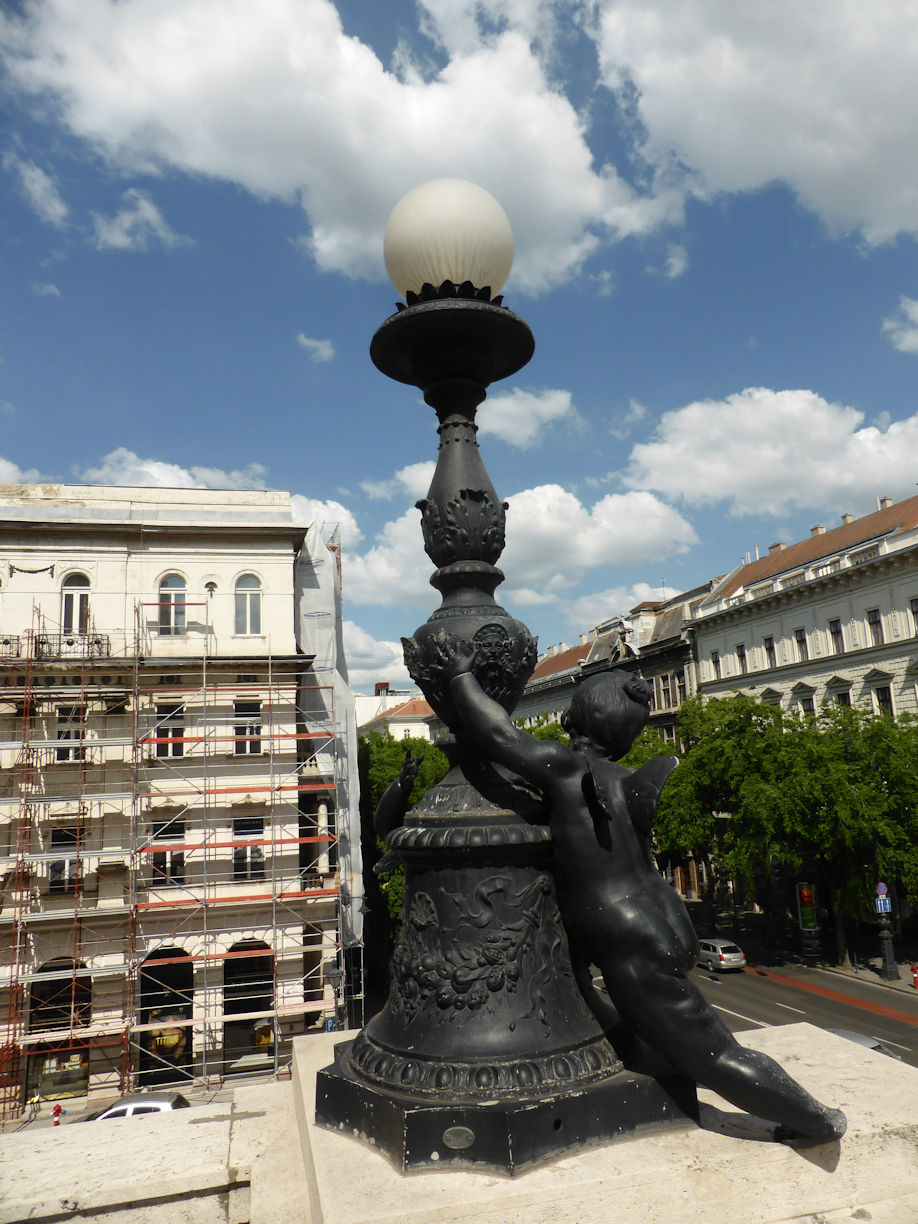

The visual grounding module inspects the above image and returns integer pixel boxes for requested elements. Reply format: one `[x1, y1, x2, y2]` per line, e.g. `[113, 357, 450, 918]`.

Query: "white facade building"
[691, 495, 918, 717]
[0, 485, 360, 1120]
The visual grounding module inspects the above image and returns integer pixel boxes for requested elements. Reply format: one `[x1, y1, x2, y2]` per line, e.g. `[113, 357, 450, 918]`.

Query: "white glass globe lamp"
[383, 178, 514, 300]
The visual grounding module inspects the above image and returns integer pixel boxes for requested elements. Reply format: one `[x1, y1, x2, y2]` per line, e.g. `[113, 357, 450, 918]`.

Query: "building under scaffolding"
[0, 484, 362, 1123]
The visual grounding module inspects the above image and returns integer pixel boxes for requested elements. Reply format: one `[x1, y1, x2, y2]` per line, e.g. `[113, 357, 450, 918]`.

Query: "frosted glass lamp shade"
[384, 179, 514, 299]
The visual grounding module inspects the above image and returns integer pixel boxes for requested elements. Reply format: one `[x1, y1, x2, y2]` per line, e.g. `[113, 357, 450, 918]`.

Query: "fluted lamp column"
[314, 180, 697, 1173]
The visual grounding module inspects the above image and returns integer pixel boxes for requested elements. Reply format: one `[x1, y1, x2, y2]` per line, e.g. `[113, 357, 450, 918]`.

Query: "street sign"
[876, 896, 892, 914]
[876, 882, 888, 897]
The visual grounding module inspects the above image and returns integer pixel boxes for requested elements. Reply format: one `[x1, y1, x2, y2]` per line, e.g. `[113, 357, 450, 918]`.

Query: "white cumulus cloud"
[0, 455, 41, 483]
[624, 387, 918, 516]
[78, 446, 268, 490]
[478, 388, 582, 449]
[360, 461, 434, 501]
[0, 0, 675, 295]
[589, 1, 918, 246]
[291, 494, 363, 548]
[501, 485, 698, 590]
[92, 188, 189, 251]
[343, 620, 412, 691]
[883, 296, 918, 353]
[4, 153, 69, 226]
[296, 333, 335, 363]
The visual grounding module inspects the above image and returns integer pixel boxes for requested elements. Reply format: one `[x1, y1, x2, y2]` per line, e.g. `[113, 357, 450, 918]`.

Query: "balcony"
[35, 633, 111, 660]
[0, 635, 21, 659]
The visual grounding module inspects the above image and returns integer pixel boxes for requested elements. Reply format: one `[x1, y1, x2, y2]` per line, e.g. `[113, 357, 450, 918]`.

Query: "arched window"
[224, 940, 274, 1071]
[29, 958, 91, 1032]
[139, 948, 193, 1083]
[61, 573, 91, 634]
[234, 575, 262, 636]
[158, 574, 186, 637]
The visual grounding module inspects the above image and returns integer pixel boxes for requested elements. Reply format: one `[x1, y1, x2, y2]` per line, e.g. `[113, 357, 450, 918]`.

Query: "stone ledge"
[296, 1024, 918, 1224]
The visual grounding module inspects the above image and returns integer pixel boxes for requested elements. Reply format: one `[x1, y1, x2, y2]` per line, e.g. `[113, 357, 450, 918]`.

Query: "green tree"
[515, 712, 569, 744]
[358, 730, 449, 978]
[654, 694, 918, 964]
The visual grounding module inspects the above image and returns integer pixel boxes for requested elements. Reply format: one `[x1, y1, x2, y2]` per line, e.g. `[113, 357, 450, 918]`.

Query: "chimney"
[879, 496, 893, 510]
[768, 542, 786, 554]
[374, 681, 390, 696]
[841, 512, 853, 525]
[810, 524, 825, 537]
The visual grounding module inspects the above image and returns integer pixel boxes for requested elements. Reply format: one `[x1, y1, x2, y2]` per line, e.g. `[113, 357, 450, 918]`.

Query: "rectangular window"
[799, 695, 815, 717]
[736, 644, 747, 676]
[55, 705, 86, 762]
[234, 584, 262, 635]
[151, 818, 185, 886]
[828, 619, 844, 655]
[794, 629, 809, 662]
[867, 608, 884, 647]
[763, 636, 776, 669]
[62, 591, 90, 634]
[49, 826, 80, 893]
[834, 690, 851, 707]
[710, 650, 721, 680]
[233, 701, 262, 755]
[675, 672, 687, 705]
[155, 705, 185, 758]
[233, 815, 265, 881]
[910, 597, 918, 636]
[659, 674, 673, 707]
[875, 685, 894, 717]
[158, 600, 186, 636]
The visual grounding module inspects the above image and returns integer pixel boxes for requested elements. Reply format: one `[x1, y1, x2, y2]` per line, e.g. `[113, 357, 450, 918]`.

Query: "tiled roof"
[702, 494, 918, 605]
[529, 642, 591, 682]
[365, 697, 433, 725]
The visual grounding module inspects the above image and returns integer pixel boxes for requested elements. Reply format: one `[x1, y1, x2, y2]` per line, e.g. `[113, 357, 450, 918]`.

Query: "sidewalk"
[814, 957, 918, 996]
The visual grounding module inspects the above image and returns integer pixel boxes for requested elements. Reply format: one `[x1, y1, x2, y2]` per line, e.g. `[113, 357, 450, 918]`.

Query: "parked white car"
[74, 1091, 190, 1121]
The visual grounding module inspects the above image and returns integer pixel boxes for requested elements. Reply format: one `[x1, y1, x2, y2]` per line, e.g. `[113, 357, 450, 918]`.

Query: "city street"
[691, 963, 918, 1067]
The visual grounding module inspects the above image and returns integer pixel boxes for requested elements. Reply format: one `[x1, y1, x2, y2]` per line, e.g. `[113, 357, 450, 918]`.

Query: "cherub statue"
[437, 636, 846, 1145]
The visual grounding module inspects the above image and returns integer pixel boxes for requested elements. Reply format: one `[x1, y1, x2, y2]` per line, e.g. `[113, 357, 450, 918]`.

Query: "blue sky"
[3, 1, 918, 691]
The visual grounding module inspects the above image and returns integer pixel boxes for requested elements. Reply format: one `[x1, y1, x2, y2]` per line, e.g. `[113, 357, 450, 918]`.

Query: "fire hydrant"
[911, 964, 918, 989]
[51, 1102, 62, 1126]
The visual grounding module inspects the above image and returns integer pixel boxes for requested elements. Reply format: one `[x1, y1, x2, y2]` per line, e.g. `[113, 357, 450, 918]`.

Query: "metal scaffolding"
[0, 599, 361, 1124]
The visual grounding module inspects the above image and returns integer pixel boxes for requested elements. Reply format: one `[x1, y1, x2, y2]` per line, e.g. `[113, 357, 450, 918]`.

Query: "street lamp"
[315, 180, 697, 1173]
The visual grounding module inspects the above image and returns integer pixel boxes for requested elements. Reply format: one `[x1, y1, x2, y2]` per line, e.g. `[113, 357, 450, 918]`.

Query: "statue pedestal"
[316, 1037, 697, 1173]
[296, 1026, 918, 1224]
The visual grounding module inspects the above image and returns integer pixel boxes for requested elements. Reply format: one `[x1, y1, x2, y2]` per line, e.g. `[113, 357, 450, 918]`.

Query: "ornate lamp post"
[316, 180, 696, 1173]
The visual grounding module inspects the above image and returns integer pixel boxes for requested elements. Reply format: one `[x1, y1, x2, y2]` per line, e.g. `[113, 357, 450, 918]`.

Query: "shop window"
[29, 958, 91, 1031]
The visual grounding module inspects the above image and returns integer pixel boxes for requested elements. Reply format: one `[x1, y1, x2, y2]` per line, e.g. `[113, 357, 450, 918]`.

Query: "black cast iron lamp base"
[314, 180, 699, 1173]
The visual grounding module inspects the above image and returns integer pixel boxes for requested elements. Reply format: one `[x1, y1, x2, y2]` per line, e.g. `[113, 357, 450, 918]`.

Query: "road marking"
[712, 1004, 769, 1028]
[747, 967, 918, 1026]
[874, 1036, 911, 1052]
[775, 1002, 806, 1015]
